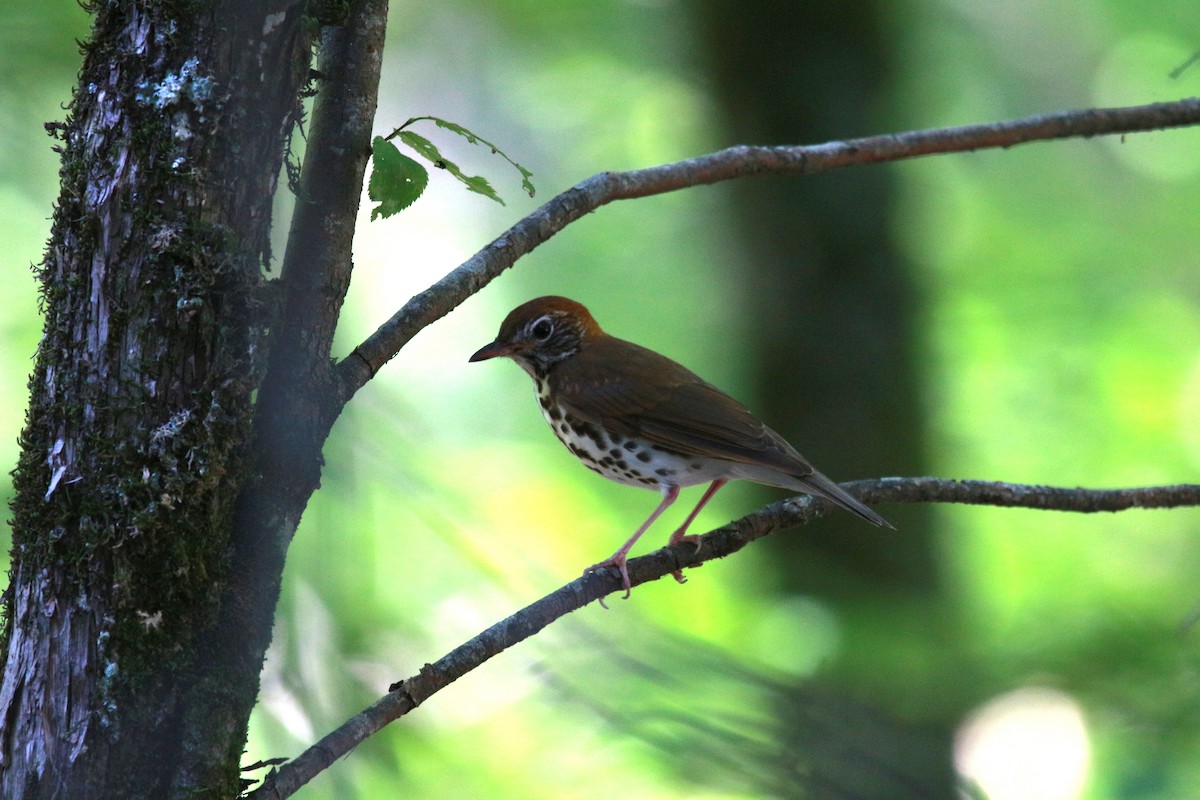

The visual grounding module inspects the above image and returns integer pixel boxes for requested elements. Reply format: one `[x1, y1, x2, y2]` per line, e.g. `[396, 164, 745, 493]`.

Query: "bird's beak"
[469, 340, 518, 362]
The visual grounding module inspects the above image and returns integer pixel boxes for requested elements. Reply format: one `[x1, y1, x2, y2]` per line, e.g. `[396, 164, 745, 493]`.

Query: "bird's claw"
[583, 556, 632, 609]
[668, 532, 703, 585]
[585, 534, 702, 606]
[668, 531, 703, 555]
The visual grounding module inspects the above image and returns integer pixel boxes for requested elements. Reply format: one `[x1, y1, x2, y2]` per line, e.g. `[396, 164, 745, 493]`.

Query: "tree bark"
[0, 2, 312, 796]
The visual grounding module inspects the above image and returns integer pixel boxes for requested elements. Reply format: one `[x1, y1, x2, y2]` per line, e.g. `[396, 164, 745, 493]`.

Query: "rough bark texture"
[0, 2, 312, 797]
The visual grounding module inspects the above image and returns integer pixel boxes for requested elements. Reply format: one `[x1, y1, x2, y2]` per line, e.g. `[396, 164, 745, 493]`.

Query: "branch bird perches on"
[249, 479, 1200, 799]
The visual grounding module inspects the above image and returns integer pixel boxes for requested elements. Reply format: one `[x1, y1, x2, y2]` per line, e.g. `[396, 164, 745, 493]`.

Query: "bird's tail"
[793, 470, 895, 530]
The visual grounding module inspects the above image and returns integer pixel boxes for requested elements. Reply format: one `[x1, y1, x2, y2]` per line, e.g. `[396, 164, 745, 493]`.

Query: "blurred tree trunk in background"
[695, 2, 959, 797]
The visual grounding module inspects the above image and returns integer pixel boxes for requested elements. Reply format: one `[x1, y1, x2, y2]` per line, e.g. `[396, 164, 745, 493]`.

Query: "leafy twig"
[337, 97, 1200, 400]
[368, 115, 535, 217]
[391, 116, 535, 199]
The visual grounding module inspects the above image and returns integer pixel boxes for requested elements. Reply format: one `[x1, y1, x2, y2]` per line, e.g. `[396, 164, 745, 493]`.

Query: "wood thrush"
[470, 296, 894, 599]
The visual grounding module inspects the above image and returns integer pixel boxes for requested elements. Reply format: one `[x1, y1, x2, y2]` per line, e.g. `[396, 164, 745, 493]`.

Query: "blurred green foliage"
[2, 1, 1199, 799]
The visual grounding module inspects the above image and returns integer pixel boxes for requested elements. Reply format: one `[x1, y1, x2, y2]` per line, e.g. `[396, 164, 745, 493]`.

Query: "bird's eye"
[530, 317, 554, 341]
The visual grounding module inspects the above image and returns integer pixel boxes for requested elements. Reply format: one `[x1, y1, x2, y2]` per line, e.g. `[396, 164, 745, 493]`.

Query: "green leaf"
[431, 118, 536, 199]
[385, 116, 536, 205]
[368, 136, 429, 220]
[395, 130, 442, 164]
[396, 130, 504, 205]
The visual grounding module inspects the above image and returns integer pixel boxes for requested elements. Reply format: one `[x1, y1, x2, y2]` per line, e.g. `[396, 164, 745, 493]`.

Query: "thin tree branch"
[333, 97, 1200, 404]
[242, 0, 387, 502]
[246, 478, 1200, 799]
[267, 0, 387, 411]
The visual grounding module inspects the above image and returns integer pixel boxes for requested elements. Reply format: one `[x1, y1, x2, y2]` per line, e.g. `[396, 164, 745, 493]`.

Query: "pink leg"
[668, 479, 726, 584]
[584, 485, 680, 601]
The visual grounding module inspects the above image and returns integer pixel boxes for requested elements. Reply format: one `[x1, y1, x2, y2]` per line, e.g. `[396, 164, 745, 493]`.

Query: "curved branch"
[334, 97, 1200, 403]
[247, 478, 1200, 799]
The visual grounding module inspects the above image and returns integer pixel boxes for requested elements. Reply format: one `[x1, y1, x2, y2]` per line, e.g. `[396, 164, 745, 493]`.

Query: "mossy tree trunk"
[0, 1, 351, 796]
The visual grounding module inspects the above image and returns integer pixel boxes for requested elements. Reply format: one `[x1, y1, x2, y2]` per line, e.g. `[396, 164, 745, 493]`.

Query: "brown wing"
[552, 335, 816, 478]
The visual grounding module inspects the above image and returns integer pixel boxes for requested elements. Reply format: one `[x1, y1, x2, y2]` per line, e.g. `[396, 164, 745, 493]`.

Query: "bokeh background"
[4, 1, 1200, 798]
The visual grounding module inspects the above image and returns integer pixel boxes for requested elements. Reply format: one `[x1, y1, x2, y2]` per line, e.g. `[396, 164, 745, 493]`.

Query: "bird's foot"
[668, 532, 703, 585]
[583, 554, 632, 608]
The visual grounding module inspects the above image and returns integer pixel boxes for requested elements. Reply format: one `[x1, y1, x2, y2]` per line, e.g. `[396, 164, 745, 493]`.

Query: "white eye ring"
[530, 316, 554, 341]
